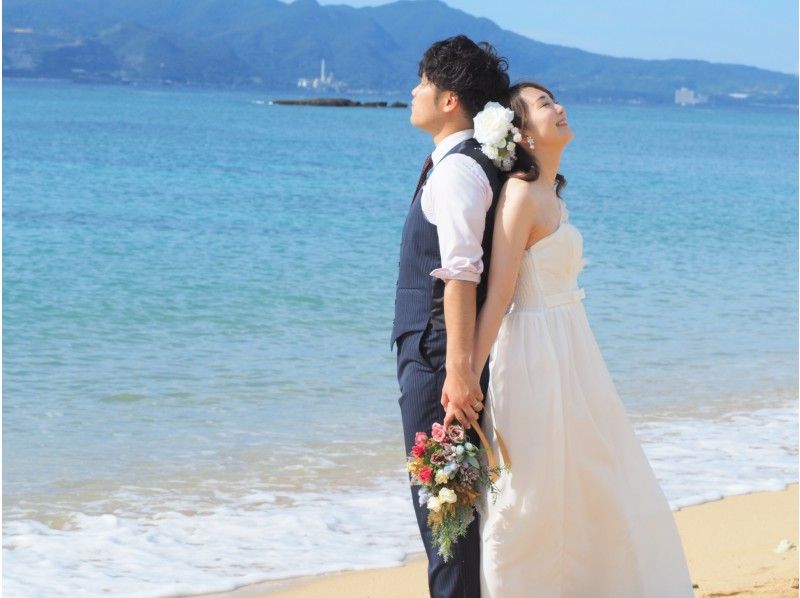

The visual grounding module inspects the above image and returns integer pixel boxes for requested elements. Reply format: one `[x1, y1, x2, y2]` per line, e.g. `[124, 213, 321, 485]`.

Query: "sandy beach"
[193, 483, 798, 598]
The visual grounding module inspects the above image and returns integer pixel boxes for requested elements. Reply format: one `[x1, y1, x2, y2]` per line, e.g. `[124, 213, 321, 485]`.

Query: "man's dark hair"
[418, 35, 510, 117]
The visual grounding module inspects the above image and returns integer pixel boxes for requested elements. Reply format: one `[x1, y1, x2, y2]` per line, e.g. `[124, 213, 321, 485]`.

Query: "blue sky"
[316, 0, 798, 74]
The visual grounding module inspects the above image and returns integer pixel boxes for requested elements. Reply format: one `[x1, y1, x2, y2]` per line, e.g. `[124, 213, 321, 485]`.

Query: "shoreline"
[191, 482, 799, 598]
[5, 78, 797, 111]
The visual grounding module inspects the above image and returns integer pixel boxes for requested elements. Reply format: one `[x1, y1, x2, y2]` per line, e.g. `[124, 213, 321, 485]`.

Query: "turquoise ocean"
[3, 79, 798, 596]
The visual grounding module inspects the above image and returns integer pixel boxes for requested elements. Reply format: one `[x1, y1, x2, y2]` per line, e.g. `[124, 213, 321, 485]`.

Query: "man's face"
[409, 74, 444, 133]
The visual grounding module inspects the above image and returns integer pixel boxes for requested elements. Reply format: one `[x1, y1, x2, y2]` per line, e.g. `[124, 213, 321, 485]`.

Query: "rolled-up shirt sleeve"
[426, 154, 493, 283]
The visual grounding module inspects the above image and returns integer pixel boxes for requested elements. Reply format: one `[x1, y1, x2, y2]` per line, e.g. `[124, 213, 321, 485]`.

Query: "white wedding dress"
[477, 198, 694, 597]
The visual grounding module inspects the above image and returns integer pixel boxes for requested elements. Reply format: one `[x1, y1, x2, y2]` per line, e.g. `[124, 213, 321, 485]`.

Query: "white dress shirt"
[421, 129, 493, 284]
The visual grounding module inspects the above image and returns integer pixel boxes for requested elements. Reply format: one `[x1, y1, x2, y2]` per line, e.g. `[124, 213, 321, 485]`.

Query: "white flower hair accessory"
[473, 101, 522, 172]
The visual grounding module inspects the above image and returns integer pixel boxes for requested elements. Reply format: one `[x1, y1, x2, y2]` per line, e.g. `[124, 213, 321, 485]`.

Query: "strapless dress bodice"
[508, 199, 588, 313]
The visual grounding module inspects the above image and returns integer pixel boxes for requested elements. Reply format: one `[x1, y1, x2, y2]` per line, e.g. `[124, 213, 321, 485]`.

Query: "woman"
[472, 82, 695, 597]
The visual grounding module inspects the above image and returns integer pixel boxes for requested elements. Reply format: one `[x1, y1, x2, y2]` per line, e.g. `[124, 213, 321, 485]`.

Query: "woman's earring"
[525, 136, 535, 150]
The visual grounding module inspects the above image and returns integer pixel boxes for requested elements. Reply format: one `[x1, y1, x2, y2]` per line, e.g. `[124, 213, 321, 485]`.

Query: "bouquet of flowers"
[473, 100, 522, 172]
[407, 421, 511, 561]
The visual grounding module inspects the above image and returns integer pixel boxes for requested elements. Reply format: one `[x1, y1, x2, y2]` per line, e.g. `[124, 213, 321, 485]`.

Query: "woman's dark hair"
[507, 81, 568, 198]
[418, 35, 510, 117]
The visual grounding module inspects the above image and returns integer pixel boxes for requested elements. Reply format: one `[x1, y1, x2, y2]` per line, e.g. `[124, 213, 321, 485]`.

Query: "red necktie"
[411, 154, 433, 204]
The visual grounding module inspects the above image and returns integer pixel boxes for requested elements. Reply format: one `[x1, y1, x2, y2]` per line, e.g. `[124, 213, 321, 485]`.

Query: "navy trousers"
[396, 323, 489, 598]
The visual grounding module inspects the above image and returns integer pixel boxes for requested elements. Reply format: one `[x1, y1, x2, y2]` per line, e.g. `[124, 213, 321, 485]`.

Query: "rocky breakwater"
[271, 98, 407, 108]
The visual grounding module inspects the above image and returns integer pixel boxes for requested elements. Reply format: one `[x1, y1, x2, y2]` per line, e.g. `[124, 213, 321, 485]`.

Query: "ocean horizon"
[2, 78, 797, 597]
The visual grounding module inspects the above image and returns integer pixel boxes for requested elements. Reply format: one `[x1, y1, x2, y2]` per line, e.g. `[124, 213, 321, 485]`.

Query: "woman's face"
[519, 86, 573, 150]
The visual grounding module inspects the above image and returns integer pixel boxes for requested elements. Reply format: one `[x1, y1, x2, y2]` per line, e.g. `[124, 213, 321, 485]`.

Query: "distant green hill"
[4, 0, 796, 106]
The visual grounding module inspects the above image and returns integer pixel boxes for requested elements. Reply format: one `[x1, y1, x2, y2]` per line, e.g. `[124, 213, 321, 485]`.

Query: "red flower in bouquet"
[418, 467, 433, 484]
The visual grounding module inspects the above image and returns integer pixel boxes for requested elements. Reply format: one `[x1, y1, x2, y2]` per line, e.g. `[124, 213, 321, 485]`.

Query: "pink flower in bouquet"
[419, 467, 433, 484]
[412, 444, 426, 458]
[447, 425, 465, 443]
[431, 423, 446, 442]
[415, 432, 428, 445]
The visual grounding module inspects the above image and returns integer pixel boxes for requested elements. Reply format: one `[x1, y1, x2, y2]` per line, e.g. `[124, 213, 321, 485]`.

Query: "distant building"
[674, 87, 708, 106]
[297, 59, 346, 91]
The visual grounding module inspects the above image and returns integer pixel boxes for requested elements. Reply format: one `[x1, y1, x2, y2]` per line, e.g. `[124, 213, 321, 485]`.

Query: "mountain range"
[3, 0, 797, 106]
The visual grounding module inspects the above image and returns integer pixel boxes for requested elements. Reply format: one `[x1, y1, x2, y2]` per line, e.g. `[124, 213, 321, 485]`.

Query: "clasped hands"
[441, 363, 483, 431]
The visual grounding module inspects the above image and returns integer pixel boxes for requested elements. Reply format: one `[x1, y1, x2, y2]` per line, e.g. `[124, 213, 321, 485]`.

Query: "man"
[390, 35, 510, 597]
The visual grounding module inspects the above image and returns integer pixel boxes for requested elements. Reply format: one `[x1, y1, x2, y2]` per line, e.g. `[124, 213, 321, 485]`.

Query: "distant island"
[3, 0, 796, 107]
[272, 99, 407, 108]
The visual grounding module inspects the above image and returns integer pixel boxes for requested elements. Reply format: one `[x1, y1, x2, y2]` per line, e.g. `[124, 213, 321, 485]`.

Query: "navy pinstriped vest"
[390, 137, 503, 349]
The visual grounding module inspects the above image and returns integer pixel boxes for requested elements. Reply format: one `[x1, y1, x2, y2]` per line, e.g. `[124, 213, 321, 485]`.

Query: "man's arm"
[424, 153, 493, 430]
[441, 279, 483, 430]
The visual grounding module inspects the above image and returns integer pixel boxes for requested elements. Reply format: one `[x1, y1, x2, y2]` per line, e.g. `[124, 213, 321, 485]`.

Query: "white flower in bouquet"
[435, 469, 449, 484]
[427, 495, 442, 512]
[418, 487, 432, 506]
[438, 487, 458, 504]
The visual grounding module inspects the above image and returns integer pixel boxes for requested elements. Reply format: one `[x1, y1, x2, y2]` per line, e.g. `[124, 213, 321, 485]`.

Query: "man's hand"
[441, 366, 483, 430]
